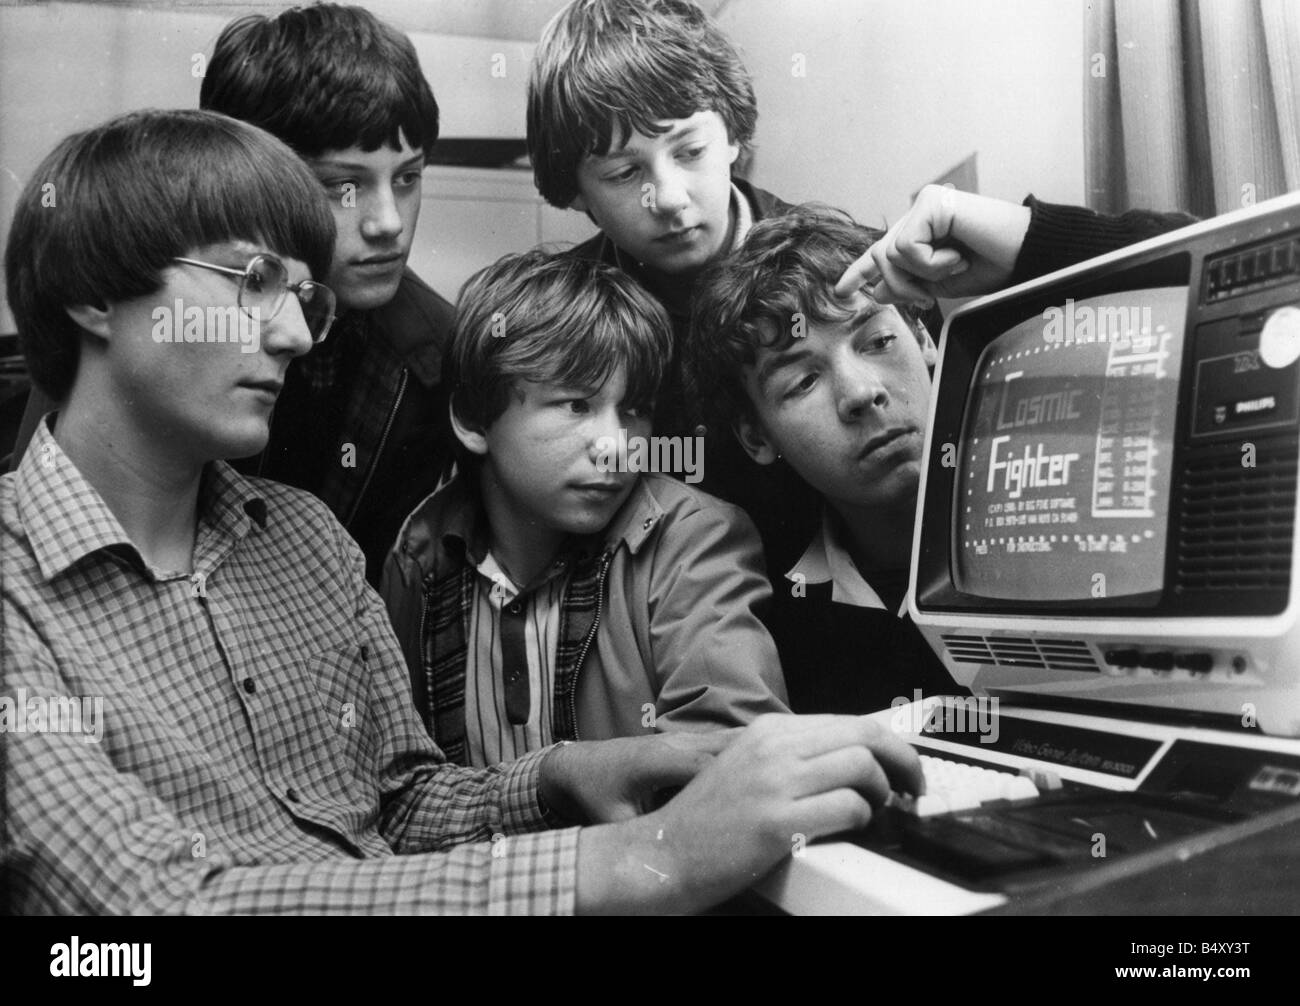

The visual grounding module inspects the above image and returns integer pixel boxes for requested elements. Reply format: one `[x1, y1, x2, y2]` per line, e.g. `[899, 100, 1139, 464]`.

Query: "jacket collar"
[361, 269, 451, 388]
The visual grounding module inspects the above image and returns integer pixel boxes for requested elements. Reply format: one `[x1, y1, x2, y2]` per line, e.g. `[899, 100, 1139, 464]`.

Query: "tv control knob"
[1259, 305, 1300, 369]
[1138, 651, 1176, 671]
[1175, 653, 1213, 674]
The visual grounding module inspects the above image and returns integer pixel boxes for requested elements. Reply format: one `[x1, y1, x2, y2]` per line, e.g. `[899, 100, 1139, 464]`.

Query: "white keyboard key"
[896, 753, 1047, 817]
[1022, 766, 1063, 791]
[913, 794, 951, 817]
[942, 789, 982, 812]
[1005, 776, 1041, 801]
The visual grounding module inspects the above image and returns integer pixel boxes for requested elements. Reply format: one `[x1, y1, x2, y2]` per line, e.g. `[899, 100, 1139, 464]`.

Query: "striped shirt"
[465, 554, 568, 767]
[1, 419, 579, 915]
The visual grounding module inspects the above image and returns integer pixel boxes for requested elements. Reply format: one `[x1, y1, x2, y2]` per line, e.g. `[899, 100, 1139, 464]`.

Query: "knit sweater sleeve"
[1010, 195, 1200, 286]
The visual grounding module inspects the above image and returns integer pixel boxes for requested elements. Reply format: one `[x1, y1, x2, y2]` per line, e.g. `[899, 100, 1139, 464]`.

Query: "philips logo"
[1234, 396, 1276, 415]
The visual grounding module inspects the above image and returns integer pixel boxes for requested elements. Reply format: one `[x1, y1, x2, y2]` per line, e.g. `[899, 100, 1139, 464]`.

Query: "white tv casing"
[909, 192, 1300, 736]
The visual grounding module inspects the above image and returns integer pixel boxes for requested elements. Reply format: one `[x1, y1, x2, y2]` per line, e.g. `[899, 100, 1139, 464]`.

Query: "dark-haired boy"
[382, 249, 788, 766]
[3, 109, 921, 915]
[527, 0, 827, 568]
[201, 3, 455, 585]
[684, 198, 1193, 714]
[685, 206, 960, 714]
[11, 3, 454, 584]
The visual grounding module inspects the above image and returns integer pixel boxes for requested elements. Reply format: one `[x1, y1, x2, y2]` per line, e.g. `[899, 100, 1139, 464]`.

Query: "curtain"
[1085, 0, 1300, 217]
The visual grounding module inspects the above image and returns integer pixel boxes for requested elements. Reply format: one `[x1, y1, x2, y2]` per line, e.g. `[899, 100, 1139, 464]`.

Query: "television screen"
[955, 287, 1189, 601]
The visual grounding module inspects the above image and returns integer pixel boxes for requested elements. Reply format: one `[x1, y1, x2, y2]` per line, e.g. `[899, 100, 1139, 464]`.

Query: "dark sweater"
[233, 270, 456, 585]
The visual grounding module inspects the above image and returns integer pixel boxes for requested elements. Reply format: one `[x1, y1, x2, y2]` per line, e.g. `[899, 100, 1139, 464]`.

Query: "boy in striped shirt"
[381, 250, 789, 765]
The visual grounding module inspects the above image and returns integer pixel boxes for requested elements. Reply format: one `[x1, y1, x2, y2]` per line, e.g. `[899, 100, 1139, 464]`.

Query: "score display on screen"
[955, 288, 1188, 601]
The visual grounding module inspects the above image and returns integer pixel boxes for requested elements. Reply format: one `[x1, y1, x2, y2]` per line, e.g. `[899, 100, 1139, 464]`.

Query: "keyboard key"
[914, 794, 951, 817]
[896, 755, 1042, 817]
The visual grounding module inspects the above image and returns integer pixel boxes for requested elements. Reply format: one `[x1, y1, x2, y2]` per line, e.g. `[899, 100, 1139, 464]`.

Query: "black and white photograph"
[0, 0, 1297, 949]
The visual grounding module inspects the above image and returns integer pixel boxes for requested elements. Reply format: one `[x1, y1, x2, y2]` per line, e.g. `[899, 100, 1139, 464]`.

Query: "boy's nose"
[586, 405, 626, 457]
[649, 166, 690, 216]
[836, 360, 889, 423]
[264, 294, 314, 358]
[361, 187, 404, 240]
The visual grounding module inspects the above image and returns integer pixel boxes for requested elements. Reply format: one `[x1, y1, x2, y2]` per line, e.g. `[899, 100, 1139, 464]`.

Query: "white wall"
[1, 0, 1089, 327]
[0, 2, 548, 328]
[717, 0, 1087, 225]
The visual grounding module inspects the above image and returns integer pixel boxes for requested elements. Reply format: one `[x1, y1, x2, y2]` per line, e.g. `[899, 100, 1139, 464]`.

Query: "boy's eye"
[781, 372, 819, 400]
[395, 170, 423, 188]
[678, 145, 707, 161]
[864, 332, 898, 352]
[602, 165, 638, 184]
[566, 399, 592, 415]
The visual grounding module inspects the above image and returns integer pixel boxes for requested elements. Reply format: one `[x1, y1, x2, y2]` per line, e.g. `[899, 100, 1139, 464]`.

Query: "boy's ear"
[448, 399, 489, 456]
[917, 321, 938, 367]
[64, 303, 113, 341]
[905, 312, 938, 367]
[734, 412, 779, 466]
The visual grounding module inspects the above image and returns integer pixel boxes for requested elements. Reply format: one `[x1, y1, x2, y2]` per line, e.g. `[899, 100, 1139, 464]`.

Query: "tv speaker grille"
[1177, 439, 1296, 592]
[940, 634, 1098, 671]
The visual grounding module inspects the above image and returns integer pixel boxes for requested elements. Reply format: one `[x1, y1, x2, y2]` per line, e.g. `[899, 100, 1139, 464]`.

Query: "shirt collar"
[785, 508, 894, 612]
[729, 180, 755, 251]
[15, 416, 268, 583]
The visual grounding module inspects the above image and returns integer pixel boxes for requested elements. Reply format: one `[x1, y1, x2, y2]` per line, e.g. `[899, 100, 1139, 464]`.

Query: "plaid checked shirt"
[0, 420, 579, 915]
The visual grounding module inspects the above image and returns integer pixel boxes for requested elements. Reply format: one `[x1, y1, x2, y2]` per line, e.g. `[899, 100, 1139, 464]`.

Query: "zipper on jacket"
[418, 584, 430, 730]
[567, 549, 613, 741]
[345, 367, 408, 528]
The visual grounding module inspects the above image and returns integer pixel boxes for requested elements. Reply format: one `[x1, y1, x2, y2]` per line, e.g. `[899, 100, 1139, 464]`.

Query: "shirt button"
[508, 602, 522, 615]
[242, 678, 256, 694]
[286, 787, 300, 803]
[643, 518, 654, 530]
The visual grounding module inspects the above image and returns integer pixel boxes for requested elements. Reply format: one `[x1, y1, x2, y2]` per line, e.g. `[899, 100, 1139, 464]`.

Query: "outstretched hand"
[836, 185, 1032, 308]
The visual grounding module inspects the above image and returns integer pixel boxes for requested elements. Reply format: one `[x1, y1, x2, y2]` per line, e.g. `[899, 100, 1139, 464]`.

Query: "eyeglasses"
[171, 253, 336, 344]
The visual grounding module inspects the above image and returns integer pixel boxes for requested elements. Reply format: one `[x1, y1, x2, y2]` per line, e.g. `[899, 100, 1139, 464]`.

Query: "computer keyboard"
[757, 703, 1300, 913]
[890, 754, 1046, 817]
[859, 749, 1237, 885]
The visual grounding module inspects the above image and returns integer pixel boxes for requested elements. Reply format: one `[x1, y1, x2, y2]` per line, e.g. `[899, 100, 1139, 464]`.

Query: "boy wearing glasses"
[164, 254, 336, 351]
[11, 4, 453, 585]
[2, 108, 923, 915]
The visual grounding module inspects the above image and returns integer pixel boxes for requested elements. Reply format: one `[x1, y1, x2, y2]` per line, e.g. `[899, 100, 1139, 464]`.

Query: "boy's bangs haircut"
[528, 0, 757, 208]
[685, 205, 893, 432]
[450, 250, 673, 431]
[200, 3, 439, 159]
[4, 109, 336, 400]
